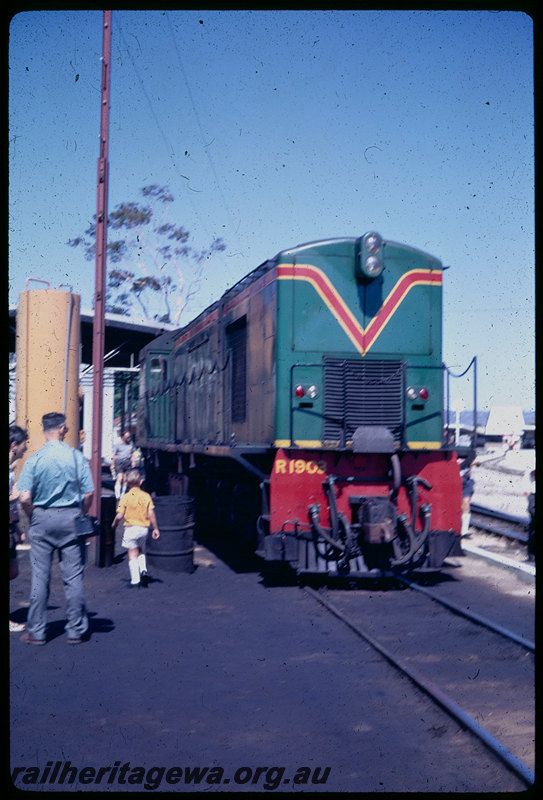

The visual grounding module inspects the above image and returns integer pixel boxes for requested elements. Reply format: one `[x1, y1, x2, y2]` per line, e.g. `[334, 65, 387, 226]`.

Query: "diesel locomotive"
[138, 233, 472, 576]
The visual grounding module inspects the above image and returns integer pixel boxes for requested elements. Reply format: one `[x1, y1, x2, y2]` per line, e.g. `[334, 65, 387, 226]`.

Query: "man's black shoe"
[21, 632, 46, 646]
[67, 635, 88, 645]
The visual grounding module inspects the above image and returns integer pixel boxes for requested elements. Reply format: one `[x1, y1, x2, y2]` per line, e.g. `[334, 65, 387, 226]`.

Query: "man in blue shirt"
[17, 412, 94, 645]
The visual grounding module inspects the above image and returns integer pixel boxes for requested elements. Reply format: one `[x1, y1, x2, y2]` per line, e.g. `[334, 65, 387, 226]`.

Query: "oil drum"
[146, 496, 195, 573]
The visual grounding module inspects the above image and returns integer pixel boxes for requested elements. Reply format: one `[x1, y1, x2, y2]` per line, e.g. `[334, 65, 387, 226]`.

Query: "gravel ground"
[10, 539, 529, 793]
[10, 446, 534, 793]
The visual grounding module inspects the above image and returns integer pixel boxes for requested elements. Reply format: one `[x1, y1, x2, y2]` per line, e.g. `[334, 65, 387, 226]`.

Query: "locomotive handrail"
[288, 361, 409, 449]
[288, 361, 323, 447]
[446, 355, 477, 380]
[288, 358, 478, 452]
[137, 234, 471, 579]
[288, 361, 359, 448]
[444, 356, 478, 451]
[404, 361, 478, 450]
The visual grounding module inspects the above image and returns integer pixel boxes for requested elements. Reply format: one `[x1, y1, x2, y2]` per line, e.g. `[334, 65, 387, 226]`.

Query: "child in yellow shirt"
[112, 471, 160, 587]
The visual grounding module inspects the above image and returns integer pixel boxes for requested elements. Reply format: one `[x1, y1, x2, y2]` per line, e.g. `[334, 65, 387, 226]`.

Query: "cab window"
[149, 355, 169, 392]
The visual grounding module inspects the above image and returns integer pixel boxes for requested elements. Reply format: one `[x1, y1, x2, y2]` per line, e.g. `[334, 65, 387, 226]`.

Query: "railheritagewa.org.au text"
[11, 761, 332, 791]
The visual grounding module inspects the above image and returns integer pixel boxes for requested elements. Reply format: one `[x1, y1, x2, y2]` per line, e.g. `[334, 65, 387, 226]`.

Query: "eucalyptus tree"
[68, 184, 225, 324]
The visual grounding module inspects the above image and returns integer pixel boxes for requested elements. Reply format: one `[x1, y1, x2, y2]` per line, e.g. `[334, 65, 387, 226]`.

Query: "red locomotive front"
[261, 448, 462, 575]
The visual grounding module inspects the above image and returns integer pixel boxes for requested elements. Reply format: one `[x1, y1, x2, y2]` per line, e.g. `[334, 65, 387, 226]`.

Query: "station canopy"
[9, 306, 176, 369]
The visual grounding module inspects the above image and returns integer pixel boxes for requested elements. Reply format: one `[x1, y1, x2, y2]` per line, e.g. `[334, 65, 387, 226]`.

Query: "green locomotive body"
[138, 234, 465, 576]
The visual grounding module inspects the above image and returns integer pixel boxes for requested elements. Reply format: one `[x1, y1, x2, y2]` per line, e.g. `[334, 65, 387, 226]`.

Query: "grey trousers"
[26, 507, 88, 641]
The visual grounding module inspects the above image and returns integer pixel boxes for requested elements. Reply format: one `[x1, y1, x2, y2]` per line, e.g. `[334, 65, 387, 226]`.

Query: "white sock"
[129, 557, 140, 585]
[137, 553, 147, 574]
[461, 513, 471, 535]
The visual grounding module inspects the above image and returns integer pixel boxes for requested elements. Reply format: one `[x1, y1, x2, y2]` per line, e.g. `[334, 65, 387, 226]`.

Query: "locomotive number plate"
[274, 457, 327, 476]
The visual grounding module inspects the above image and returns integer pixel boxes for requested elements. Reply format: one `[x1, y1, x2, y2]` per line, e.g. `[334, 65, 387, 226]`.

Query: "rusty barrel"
[147, 496, 195, 574]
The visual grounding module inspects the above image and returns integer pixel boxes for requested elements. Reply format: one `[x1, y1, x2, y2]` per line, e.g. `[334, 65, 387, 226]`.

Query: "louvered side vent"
[227, 318, 247, 424]
[324, 359, 404, 441]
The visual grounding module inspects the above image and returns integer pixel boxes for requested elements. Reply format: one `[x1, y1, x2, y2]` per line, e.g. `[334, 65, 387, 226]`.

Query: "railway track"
[396, 576, 534, 651]
[469, 503, 529, 544]
[463, 504, 535, 578]
[304, 577, 535, 787]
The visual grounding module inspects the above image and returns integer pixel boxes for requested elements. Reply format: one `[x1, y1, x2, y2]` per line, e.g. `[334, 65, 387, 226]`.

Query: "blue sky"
[9, 9, 534, 410]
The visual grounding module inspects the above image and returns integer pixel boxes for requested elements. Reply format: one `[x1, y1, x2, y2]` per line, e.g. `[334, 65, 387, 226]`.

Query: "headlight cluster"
[357, 231, 384, 280]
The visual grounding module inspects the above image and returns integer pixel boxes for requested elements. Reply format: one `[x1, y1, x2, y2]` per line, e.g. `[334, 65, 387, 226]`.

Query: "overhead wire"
[113, 23, 223, 289]
[115, 21, 195, 195]
[112, 13, 248, 324]
[165, 11, 239, 238]
[115, 13, 241, 264]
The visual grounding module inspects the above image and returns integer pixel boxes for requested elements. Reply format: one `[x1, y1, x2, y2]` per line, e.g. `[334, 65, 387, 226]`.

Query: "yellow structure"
[15, 283, 81, 462]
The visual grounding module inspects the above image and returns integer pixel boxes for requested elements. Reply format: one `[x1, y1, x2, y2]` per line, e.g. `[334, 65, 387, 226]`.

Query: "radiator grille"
[323, 359, 404, 441]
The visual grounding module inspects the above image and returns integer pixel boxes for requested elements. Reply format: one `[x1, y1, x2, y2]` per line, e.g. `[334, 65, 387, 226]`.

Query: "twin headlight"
[357, 231, 384, 281]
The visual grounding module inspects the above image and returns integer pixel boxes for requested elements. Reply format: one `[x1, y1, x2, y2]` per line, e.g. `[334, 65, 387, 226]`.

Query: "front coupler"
[308, 473, 433, 574]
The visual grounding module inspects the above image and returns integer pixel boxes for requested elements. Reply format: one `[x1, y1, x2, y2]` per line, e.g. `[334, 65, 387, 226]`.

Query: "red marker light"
[295, 385, 305, 398]
[419, 388, 429, 400]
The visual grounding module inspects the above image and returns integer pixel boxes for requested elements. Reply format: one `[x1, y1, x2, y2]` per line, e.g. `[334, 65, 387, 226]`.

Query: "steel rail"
[470, 504, 529, 544]
[396, 576, 535, 651]
[470, 503, 529, 527]
[470, 516, 528, 543]
[303, 586, 535, 788]
[470, 516, 528, 544]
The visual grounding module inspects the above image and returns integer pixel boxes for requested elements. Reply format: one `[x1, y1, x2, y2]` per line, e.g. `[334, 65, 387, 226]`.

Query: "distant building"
[485, 406, 525, 450]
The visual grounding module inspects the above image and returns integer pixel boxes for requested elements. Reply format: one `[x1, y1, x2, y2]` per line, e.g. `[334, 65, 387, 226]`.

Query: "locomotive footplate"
[260, 527, 462, 577]
[258, 529, 299, 563]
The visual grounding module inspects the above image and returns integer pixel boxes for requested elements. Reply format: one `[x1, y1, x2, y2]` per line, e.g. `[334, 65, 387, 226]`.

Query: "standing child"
[111, 430, 135, 499]
[112, 470, 160, 587]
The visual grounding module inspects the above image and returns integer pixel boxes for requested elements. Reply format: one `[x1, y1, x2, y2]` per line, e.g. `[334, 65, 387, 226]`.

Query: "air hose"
[308, 504, 345, 555]
[390, 475, 432, 568]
